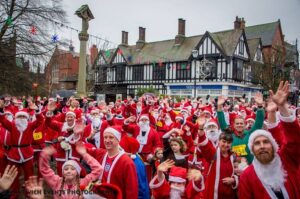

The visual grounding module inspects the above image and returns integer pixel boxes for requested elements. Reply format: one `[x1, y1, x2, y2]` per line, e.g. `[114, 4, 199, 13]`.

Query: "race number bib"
[232, 144, 247, 156]
[33, 132, 42, 140]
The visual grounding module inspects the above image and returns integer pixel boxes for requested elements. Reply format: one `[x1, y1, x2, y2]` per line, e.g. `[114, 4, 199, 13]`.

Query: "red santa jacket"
[238, 117, 300, 199]
[88, 148, 138, 199]
[45, 116, 82, 162]
[0, 113, 43, 163]
[197, 134, 238, 199]
[123, 123, 162, 161]
[149, 175, 204, 199]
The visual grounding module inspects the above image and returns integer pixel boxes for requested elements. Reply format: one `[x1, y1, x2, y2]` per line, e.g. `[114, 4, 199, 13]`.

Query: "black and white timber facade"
[94, 18, 264, 101]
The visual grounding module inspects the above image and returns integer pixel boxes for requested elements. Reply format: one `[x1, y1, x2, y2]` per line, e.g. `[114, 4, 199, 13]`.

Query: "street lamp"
[192, 49, 198, 98]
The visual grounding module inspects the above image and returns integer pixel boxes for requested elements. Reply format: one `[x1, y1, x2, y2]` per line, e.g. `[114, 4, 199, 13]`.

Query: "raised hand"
[28, 101, 38, 110]
[187, 169, 202, 182]
[0, 165, 18, 190]
[157, 159, 175, 173]
[269, 81, 289, 106]
[76, 142, 87, 156]
[218, 96, 226, 106]
[25, 176, 44, 199]
[266, 98, 278, 113]
[47, 101, 56, 112]
[254, 92, 263, 106]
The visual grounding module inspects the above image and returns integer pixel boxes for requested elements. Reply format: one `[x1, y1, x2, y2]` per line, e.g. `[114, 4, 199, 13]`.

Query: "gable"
[97, 53, 107, 65]
[234, 34, 249, 59]
[197, 33, 223, 56]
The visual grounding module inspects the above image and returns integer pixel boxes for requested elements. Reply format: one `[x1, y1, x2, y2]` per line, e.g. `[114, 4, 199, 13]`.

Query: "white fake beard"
[139, 121, 150, 132]
[136, 107, 142, 113]
[92, 117, 101, 129]
[153, 113, 159, 120]
[165, 119, 172, 126]
[206, 129, 220, 144]
[170, 185, 185, 199]
[15, 118, 28, 132]
[253, 155, 287, 191]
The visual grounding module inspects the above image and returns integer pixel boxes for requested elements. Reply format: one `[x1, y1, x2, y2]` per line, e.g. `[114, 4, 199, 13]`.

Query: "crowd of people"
[0, 80, 299, 199]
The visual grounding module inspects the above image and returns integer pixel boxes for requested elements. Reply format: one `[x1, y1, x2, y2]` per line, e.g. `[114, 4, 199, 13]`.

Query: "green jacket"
[217, 108, 265, 163]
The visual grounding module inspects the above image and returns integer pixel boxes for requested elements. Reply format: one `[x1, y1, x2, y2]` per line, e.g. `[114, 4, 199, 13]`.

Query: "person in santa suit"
[123, 114, 162, 181]
[203, 118, 222, 147]
[245, 115, 255, 131]
[0, 100, 44, 199]
[197, 116, 239, 199]
[238, 81, 300, 199]
[0, 111, 12, 175]
[45, 101, 83, 176]
[83, 108, 109, 149]
[87, 125, 139, 199]
[106, 108, 125, 126]
[149, 159, 204, 199]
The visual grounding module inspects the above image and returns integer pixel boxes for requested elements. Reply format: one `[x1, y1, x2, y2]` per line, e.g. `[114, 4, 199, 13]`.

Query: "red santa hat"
[248, 129, 279, 154]
[62, 160, 81, 175]
[175, 114, 184, 120]
[203, 106, 212, 116]
[239, 107, 246, 113]
[15, 111, 29, 119]
[90, 108, 100, 114]
[120, 136, 140, 159]
[139, 114, 149, 121]
[204, 118, 219, 129]
[115, 109, 122, 115]
[103, 125, 122, 142]
[245, 115, 255, 122]
[66, 111, 76, 118]
[168, 166, 187, 183]
[181, 107, 190, 115]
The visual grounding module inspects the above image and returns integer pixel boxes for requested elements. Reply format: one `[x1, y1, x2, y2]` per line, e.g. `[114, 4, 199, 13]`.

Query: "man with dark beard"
[238, 81, 300, 199]
[0, 100, 43, 199]
[149, 159, 204, 199]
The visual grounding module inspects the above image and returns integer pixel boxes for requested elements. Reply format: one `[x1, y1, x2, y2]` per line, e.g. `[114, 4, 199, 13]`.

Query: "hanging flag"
[6, 16, 12, 25]
[117, 49, 122, 55]
[181, 63, 186, 69]
[105, 50, 110, 57]
[177, 65, 181, 70]
[186, 64, 190, 70]
[30, 26, 37, 35]
[51, 34, 59, 43]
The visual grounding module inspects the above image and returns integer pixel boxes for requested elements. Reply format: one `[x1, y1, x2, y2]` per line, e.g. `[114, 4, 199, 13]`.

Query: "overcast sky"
[60, 0, 300, 52]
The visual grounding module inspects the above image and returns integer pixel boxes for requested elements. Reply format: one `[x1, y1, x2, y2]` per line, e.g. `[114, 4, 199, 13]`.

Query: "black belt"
[10, 144, 31, 148]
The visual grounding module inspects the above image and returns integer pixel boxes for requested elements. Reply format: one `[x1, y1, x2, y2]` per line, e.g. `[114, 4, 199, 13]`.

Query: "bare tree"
[0, 0, 66, 58]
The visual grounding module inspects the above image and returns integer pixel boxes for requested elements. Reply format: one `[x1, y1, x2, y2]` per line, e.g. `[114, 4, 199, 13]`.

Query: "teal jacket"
[217, 108, 265, 163]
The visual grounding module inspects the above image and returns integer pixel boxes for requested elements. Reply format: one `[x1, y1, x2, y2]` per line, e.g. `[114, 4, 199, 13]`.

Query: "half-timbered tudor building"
[94, 18, 266, 101]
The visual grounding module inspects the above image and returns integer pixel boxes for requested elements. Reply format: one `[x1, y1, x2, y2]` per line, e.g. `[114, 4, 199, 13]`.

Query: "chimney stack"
[234, 16, 246, 30]
[240, 17, 246, 29]
[121, 31, 128, 46]
[175, 18, 186, 45]
[136, 27, 146, 50]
